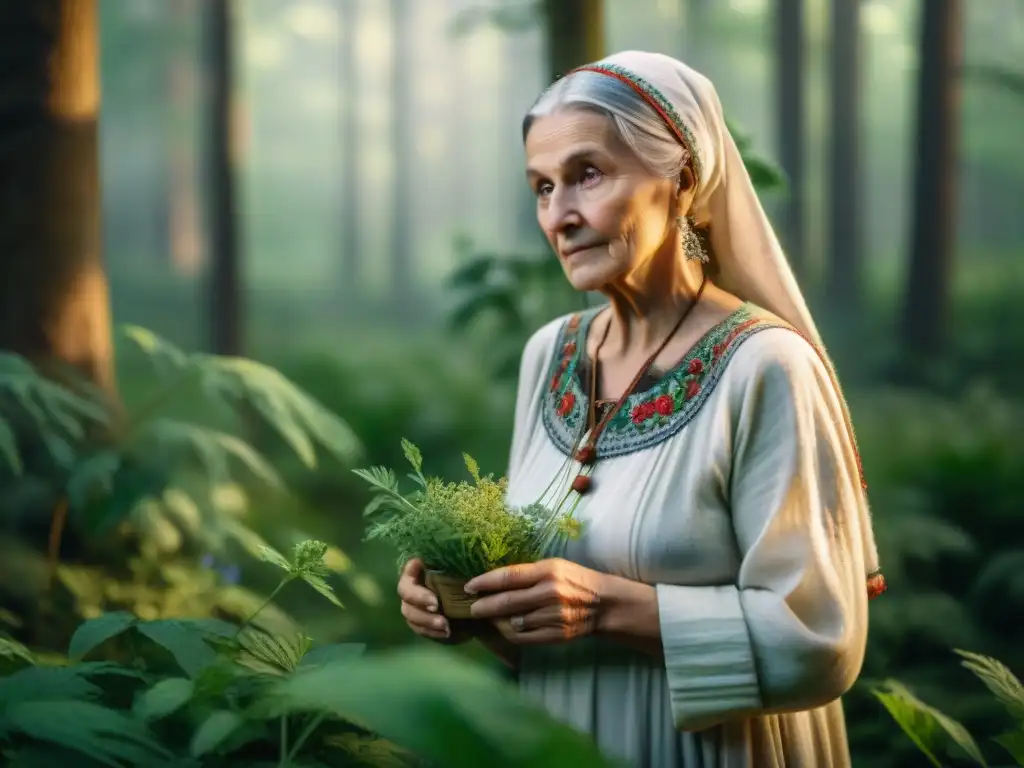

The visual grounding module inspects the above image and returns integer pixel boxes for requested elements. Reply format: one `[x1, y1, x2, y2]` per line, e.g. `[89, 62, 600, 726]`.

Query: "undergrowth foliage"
[0, 539, 617, 768]
[873, 649, 1024, 767]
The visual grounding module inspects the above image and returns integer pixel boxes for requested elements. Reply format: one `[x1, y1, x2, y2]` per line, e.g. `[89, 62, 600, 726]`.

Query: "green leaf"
[0, 416, 22, 475]
[135, 421, 283, 488]
[120, 325, 190, 373]
[135, 620, 218, 677]
[197, 357, 361, 467]
[298, 642, 366, 668]
[4, 699, 170, 766]
[955, 649, 1024, 720]
[66, 451, 122, 510]
[258, 544, 293, 573]
[463, 453, 481, 483]
[401, 438, 423, 473]
[300, 574, 343, 608]
[994, 725, 1024, 765]
[189, 710, 244, 757]
[237, 630, 311, 676]
[133, 678, 195, 721]
[266, 648, 618, 768]
[872, 679, 988, 767]
[68, 612, 137, 660]
[0, 635, 34, 672]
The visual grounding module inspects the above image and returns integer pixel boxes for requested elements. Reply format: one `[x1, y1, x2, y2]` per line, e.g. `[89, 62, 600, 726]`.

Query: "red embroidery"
[867, 572, 887, 600]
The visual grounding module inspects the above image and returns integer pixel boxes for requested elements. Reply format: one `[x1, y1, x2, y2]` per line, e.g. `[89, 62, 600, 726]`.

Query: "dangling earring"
[677, 215, 709, 263]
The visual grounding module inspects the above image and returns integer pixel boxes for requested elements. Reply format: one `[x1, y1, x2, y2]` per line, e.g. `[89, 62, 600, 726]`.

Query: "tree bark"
[900, 0, 962, 358]
[541, 0, 605, 83]
[0, 0, 115, 395]
[205, 0, 243, 354]
[339, 0, 361, 310]
[826, 0, 863, 320]
[390, 0, 414, 321]
[775, 0, 806, 278]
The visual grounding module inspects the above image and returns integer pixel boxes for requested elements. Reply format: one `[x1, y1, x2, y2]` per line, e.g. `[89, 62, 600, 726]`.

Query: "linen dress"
[504, 303, 877, 768]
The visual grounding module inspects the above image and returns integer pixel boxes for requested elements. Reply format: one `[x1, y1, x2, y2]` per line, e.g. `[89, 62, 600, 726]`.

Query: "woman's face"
[525, 109, 679, 293]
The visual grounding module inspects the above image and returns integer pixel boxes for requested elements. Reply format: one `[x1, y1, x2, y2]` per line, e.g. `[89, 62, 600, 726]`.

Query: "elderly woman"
[397, 51, 884, 767]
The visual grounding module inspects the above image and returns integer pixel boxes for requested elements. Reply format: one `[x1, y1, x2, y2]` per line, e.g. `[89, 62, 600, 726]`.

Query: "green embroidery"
[541, 303, 788, 458]
[575, 63, 704, 184]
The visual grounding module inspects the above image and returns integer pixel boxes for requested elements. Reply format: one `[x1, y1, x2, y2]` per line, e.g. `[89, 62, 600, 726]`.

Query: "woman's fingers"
[397, 559, 440, 613]
[402, 600, 450, 639]
[470, 581, 557, 619]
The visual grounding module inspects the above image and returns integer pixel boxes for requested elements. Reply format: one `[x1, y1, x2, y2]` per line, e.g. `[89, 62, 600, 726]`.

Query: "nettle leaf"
[4, 699, 170, 766]
[135, 620, 218, 678]
[872, 679, 988, 767]
[401, 438, 423, 474]
[238, 630, 311, 676]
[69, 612, 137, 660]
[189, 710, 245, 757]
[257, 544, 293, 573]
[955, 649, 1024, 720]
[300, 574, 343, 608]
[133, 677, 196, 721]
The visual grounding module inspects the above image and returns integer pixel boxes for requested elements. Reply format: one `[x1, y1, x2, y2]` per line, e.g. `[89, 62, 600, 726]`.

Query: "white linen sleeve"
[656, 329, 872, 731]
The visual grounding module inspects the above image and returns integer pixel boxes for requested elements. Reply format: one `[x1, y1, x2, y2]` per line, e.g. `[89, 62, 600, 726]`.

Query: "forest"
[0, 0, 1022, 766]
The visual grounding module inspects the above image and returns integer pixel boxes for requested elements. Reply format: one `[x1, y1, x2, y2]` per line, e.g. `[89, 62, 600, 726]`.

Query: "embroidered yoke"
[505, 304, 882, 768]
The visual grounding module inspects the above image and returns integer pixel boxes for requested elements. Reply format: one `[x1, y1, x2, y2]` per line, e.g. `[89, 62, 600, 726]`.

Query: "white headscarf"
[575, 51, 821, 344]
[569, 51, 883, 591]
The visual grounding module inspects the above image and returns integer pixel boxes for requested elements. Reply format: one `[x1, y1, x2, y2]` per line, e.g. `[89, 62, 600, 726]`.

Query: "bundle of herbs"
[354, 440, 581, 617]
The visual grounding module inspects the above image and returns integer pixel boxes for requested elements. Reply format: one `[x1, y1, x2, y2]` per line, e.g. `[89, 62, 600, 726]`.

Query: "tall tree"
[390, 0, 414, 320]
[167, 0, 203, 276]
[540, 0, 604, 82]
[775, 0, 806, 277]
[826, 0, 864, 320]
[900, 0, 963, 359]
[205, 0, 243, 354]
[0, 0, 115, 395]
[339, 0, 361, 308]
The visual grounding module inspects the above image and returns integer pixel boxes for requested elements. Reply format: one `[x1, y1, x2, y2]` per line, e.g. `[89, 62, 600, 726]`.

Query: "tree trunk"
[900, 0, 962, 358]
[339, 0, 360, 311]
[390, 0, 414, 321]
[775, 0, 805, 278]
[167, 0, 203, 276]
[205, 0, 243, 354]
[826, 0, 863, 320]
[0, 0, 115, 395]
[541, 0, 605, 83]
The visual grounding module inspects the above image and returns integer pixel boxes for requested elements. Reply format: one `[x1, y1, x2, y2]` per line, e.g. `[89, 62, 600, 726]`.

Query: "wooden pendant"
[571, 474, 592, 494]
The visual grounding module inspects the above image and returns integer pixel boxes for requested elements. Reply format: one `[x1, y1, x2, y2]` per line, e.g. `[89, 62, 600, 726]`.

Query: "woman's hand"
[397, 558, 465, 643]
[466, 558, 606, 644]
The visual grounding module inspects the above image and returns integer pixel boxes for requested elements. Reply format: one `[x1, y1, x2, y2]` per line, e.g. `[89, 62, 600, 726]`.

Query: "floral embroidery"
[556, 392, 576, 417]
[542, 303, 785, 459]
[571, 63, 704, 184]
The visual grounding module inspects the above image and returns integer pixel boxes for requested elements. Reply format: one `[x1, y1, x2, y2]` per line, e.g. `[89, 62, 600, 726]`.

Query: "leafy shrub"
[873, 649, 1024, 767]
[0, 539, 618, 768]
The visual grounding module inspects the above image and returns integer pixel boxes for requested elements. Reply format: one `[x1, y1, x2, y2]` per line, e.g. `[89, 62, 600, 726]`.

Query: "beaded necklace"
[570, 275, 708, 495]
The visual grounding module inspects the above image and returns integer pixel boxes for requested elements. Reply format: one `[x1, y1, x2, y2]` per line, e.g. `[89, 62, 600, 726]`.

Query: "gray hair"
[523, 71, 689, 181]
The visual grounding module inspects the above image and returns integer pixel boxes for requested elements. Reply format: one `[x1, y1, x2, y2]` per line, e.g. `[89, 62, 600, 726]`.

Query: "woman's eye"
[536, 182, 553, 197]
[580, 166, 603, 186]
